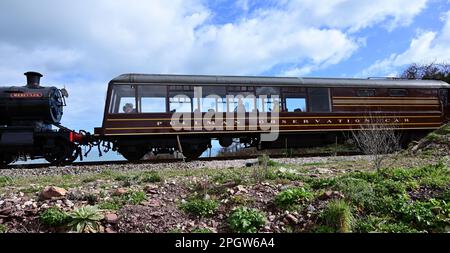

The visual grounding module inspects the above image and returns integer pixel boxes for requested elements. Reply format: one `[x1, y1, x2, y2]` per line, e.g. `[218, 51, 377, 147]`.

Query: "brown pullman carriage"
[94, 74, 450, 160]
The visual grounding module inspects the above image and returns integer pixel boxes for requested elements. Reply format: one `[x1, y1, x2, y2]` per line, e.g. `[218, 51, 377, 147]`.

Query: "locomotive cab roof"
[109, 73, 450, 89]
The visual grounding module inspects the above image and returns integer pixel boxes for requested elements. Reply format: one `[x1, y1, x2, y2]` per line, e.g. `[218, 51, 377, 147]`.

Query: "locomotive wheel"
[44, 139, 78, 166]
[181, 144, 207, 160]
[0, 154, 16, 168]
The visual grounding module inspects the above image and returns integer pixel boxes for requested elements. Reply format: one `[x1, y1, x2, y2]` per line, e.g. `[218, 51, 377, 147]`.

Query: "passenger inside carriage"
[123, 103, 137, 113]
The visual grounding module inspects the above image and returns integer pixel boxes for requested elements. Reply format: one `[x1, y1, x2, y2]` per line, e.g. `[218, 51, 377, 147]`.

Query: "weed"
[321, 200, 354, 233]
[140, 171, 162, 183]
[122, 191, 146, 205]
[274, 187, 313, 210]
[228, 206, 266, 233]
[40, 207, 70, 227]
[0, 224, 7, 233]
[180, 198, 218, 217]
[0, 176, 12, 187]
[334, 177, 376, 211]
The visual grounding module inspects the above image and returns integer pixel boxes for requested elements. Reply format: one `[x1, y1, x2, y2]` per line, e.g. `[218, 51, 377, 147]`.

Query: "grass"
[321, 200, 354, 233]
[0, 176, 13, 187]
[0, 224, 7, 233]
[98, 191, 146, 210]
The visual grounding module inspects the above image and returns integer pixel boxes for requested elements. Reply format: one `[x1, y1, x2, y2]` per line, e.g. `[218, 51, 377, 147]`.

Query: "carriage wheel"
[118, 146, 148, 161]
[44, 139, 79, 166]
[181, 144, 207, 160]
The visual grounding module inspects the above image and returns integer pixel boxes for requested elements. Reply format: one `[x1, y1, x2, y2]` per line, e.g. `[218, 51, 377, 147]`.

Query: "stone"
[144, 184, 159, 194]
[143, 199, 162, 207]
[307, 204, 316, 213]
[268, 215, 276, 222]
[105, 227, 117, 233]
[39, 186, 67, 200]
[285, 214, 298, 224]
[113, 188, 128, 196]
[236, 185, 248, 193]
[104, 213, 118, 224]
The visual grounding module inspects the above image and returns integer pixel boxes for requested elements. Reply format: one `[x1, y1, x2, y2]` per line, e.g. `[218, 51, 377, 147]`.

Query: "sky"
[1, 0, 450, 160]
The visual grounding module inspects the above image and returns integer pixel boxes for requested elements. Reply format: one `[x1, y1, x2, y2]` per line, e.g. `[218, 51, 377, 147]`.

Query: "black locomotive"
[0, 72, 89, 166]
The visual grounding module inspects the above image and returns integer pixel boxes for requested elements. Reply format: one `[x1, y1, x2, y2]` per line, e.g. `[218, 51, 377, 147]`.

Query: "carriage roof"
[110, 73, 450, 89]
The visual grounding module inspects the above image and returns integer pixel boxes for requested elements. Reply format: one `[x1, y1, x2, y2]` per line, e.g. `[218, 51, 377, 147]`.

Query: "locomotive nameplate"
[10, 92, 43, 98]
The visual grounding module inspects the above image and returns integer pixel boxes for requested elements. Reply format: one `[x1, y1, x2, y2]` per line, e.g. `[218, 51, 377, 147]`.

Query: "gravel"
[0, 155, 371, 178]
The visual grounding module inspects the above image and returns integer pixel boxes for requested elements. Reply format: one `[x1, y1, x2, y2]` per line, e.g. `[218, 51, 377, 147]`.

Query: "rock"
[268, 215, 276, 222]
[318, 191, 344, 200]
[64, 199, 74, 208]
[285, 214, 298, 224]
[142, 199, 162, 207]
[144, 184, 159, 194]
[105, 227, 117, 233]
[317, 168, 332, 174]
[104, 213, 118, 224]
[113, 188, 128, 196]
[0, 206, 12, 215]
[39, 186, 67, 200]
[306, 204, 316, 213]
[236, 185, 248, 193]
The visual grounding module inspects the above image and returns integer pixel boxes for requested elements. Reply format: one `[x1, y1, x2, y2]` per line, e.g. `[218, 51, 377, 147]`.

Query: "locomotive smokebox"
[24, 71, 43, 88]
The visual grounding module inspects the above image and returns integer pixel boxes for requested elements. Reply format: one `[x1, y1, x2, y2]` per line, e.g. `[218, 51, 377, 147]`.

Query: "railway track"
[6, 151, 362, 169]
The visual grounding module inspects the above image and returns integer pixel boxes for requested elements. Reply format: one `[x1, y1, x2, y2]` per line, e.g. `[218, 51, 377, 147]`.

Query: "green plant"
[0, 224, 7, 233]
[213, 171, 243, 184]
[122, 191, 147, 205]
[192, 228, 212, 233]
[68, 206, 104, 233]
[0, 176, 12, 187]
[334, 177, 377, 211]
[354, 215, 422, 233]
[228, 207, 266, 233]
[180, 198, 218, 217]
[140, 171, 162, 183]
[258, 154, 278, 167]
[99, 198, 123, 210]
[274, 187, 313, 210]
[309, 177, 337, 189]
[40, 207, 70, 227]
[321, 200, 354, 233]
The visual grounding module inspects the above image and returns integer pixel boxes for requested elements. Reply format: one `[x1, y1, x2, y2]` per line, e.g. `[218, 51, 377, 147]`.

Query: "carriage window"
[109, 85, 137, 114]
[357, 89, 376, 97]
[200, 86, 227, 112]
[170, 96, 192, 112]
[227, 86, 256, 113]
[308, 88, 330, 112]
[286, 98, 306, 112]
[256, 87, 280, 112]
[389, 89, 407, 96]
[138, 85, 167, 113]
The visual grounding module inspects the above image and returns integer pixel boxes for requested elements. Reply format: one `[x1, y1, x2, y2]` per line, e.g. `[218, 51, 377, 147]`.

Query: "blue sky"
[0, 0, 449, 160]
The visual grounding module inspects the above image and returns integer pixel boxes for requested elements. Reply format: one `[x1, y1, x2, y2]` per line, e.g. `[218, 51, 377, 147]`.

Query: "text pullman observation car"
[94, 74, 450, 160]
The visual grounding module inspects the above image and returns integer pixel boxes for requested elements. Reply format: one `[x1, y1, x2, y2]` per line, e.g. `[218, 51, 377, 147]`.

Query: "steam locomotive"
[0, 72, 89, 166]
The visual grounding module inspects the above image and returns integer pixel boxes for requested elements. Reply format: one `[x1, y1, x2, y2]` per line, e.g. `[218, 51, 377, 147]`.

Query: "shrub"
[180, 198, 218, 217]
[40, 207, 70, 227]
[68, 206, 104, 233]
[274, 187, 313, 210]
[321, 200, 354, 233]
[140, 171, 162, 183]
[0, 224, 7, 233]
[309, 177, 337, 189]
[334, 177, 377, 211]
[228, 207, 266, 233]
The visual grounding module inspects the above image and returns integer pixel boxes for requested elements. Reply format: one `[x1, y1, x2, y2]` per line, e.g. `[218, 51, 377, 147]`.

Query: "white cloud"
[0, 0, 430, 129]
[362, 10, 450, 77]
